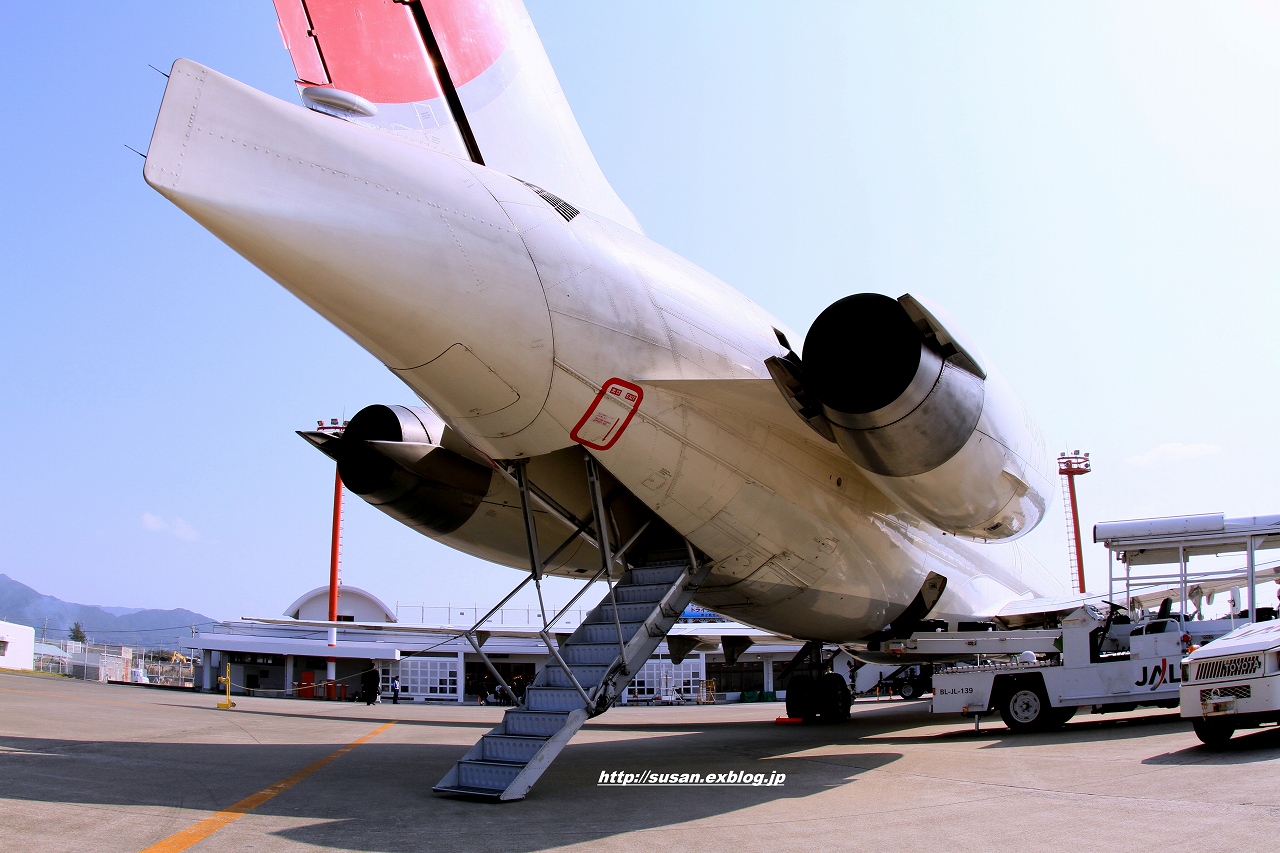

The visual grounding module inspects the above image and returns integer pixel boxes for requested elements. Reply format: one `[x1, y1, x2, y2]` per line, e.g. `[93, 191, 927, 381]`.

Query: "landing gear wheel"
[998, 683, 1060, 733]
[816, 673, 852, 722]
[785, 674, 817, 722]
[1192, 718, 1235, 747]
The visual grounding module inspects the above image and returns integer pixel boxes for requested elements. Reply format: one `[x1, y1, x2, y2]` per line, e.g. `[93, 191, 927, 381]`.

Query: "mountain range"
[0, 573, 217, 649]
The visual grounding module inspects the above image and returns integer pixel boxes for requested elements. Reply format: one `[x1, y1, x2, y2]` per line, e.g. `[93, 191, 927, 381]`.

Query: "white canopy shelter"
[1094, 513, 1280, 622]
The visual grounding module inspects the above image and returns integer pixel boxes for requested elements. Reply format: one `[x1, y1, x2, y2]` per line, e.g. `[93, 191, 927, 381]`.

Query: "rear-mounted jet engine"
[298, 404, 653, 576]
[768, 293, 1052, 540]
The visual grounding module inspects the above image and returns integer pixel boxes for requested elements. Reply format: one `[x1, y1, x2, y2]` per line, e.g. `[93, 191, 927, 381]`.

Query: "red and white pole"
[328, 465, 343, 639]
[1057, 451, 1091, 595]
[326, 464, 343, 697]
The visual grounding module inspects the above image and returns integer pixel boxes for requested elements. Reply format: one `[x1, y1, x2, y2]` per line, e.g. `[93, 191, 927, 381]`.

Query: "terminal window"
[629, 656, 701, 699]
[0, 641, 7, 656]
[395, 658, 458, 696]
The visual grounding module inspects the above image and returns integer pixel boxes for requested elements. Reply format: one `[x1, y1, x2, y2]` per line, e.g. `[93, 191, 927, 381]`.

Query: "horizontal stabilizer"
[297, 430, 341, 460]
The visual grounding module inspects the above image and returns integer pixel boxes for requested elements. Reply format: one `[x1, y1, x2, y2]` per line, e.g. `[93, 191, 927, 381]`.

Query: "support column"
[326, 658, 336, 699]
[762, 654, 775, 694]
[1108, 549, 1114, 603]
[456, 648, 466, 703]
[1247, 535, 1258, 622]
[284, 655, 294, 697]
[1178, 546, 1187, 626]
[202, 650, 213, 692]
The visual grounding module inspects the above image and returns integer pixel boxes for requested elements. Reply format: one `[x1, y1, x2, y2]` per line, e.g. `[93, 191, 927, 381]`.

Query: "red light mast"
[1057, 451, 1091, 594]
[317, 417, 347, 697]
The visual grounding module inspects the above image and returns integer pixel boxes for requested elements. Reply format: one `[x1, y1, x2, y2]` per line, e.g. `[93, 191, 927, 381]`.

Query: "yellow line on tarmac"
[139, 721, 395, 853]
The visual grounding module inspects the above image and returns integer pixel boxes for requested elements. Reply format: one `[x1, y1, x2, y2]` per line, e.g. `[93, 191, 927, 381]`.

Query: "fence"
[394, 604, 590, 629]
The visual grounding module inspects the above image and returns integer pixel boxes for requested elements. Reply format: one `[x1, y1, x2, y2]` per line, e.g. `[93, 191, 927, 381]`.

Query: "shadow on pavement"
[0, 716, 902, 853]
[1142, 725, 1280, 765]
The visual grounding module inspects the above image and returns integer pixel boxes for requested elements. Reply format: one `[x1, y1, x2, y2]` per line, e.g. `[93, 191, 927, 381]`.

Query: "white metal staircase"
[433, 550, 710, 800]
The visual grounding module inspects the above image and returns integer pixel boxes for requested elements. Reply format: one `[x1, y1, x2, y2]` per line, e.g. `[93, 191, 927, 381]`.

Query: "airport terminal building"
[194, 586, 809, 704]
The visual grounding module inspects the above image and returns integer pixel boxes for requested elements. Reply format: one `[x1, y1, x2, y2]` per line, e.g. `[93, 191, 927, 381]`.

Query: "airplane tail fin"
[271, 0, 640, 231]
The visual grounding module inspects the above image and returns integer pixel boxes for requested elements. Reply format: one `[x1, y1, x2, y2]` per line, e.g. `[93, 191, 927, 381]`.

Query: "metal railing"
[456, 452, 657, 713]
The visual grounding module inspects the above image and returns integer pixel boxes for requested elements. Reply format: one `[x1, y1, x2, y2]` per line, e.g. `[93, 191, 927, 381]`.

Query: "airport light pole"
[318, 417, 347, 698]
[1057, 451, 1091, 594]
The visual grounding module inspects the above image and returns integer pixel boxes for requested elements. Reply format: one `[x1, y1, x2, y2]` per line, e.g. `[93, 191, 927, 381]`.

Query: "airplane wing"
[244, 616, 800, 645]
[270, 0, 641, 231]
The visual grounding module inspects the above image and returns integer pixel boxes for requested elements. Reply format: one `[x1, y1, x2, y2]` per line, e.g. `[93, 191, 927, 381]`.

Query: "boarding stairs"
[433, 549, 710, 800]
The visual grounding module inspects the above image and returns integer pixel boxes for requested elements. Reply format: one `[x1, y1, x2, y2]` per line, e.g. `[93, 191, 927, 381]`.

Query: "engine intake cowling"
[803, 293, 983, 477]
[299, 404, 658, 574]
[795, 293, 1050, 540]
[334, 404, 493, 536]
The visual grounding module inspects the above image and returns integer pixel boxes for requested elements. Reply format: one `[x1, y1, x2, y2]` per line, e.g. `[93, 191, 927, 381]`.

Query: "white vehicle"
[930, 605, 1235, 732]
[1180, 619, 1280, 746]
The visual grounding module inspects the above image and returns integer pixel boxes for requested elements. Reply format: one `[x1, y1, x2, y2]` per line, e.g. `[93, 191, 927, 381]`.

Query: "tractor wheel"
[997, 681, 1060, 733]
[1192, 718, 1235, 747]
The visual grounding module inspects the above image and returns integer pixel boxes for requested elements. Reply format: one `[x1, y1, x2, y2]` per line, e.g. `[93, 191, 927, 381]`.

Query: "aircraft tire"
[786, 674, 817, 722]
[816, 673, 852, 722]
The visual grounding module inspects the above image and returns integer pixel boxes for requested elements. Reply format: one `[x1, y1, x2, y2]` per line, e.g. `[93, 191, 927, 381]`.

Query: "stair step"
[632, 554, 689, 569]
[432, 784, 504, 799]
[434, 554, 707, 803]
[627, 565, 687, 586]
[525, 686, 588, 712]
[587, 601, 656, 624]
[457, 759, 523, 791]
[504, 710, 572, 737]
[613, 582, 675, 604]
[561, 642, 623, 665]
[570, 620, 643, 645]
[481, 734, 547, 763]
[540, 663, 609, 688]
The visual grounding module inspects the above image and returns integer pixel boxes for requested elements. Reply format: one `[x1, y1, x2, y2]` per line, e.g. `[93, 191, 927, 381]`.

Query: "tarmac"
[2, 669, 1279, 853]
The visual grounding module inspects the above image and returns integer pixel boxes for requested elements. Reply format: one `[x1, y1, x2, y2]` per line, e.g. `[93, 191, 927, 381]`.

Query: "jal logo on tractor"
[1134, 658, 1181, 690]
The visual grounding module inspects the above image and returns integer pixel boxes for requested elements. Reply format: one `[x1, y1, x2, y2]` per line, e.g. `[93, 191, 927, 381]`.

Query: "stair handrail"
[583, 454, 631, 667]
[494, 460, 651, 575]
[545, 565, 607, 632]
[587, 540, 708, 708]
[466, 573, 534, 636]
[465, 631, 520, 705]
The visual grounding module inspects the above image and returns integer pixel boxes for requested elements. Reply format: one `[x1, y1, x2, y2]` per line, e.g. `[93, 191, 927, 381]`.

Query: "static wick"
[125, 144, 148, 159]
[149, 64, 170, 79]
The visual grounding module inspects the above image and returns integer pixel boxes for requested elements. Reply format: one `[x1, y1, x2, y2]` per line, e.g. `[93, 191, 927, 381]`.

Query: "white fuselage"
[145, 61, 1066, 643]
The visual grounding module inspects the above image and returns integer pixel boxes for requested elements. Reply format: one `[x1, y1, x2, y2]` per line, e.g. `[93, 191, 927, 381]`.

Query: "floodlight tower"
[317, 417, 347, 696]
[1057, 451, 1091, 594]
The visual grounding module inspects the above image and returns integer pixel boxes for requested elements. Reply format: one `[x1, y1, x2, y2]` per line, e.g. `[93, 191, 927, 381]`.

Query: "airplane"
[143, 0, 1068, 797]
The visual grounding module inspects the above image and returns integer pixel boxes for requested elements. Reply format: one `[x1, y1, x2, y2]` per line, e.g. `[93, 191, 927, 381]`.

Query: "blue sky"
[3, 3, 1278, 622]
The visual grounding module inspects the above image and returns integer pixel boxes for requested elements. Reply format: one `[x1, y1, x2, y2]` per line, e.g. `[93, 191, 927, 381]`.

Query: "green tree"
[68, 622, 87, 643]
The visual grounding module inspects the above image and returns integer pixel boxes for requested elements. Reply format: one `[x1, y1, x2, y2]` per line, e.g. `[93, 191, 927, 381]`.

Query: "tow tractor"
[928, 511, 1280, 732]
[927, 604, 1232, 730]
